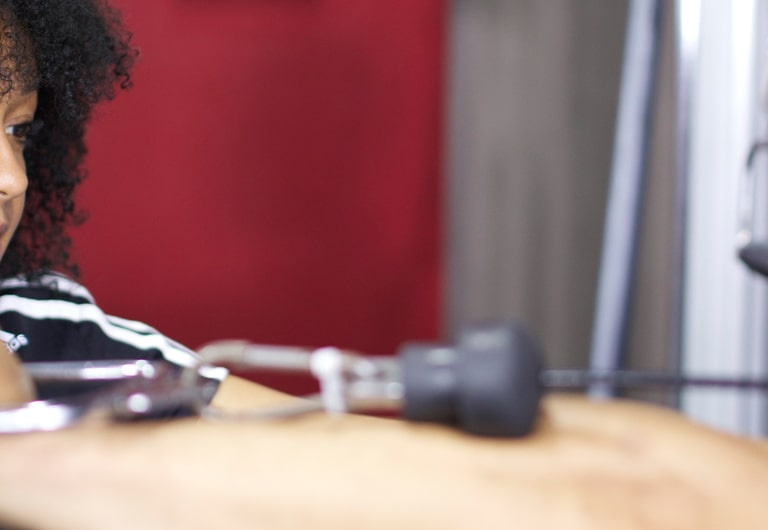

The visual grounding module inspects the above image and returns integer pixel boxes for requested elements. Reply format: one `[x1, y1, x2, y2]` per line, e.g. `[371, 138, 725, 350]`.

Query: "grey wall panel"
[445, 0, 675, 373]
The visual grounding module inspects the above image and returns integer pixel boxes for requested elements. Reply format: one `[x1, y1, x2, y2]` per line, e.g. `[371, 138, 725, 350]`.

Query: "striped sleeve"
[0, 272, 227, 400]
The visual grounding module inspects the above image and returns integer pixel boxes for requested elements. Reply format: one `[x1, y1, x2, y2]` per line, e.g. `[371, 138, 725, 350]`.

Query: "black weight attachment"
[400, 343, 460, 427]
[456, 323, 544, 437]
[400, 322, 544, 438]
[739, 243, 768, 277]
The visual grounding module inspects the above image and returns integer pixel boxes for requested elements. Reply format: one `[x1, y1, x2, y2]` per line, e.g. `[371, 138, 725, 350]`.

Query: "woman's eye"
[5, 122, 33, 144]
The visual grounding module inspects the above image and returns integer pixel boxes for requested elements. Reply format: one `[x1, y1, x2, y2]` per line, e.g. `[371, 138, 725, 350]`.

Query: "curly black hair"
[0, 0, 136, 278]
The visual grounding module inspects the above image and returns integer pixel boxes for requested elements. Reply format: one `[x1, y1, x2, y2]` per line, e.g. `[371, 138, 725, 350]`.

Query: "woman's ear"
[0, 342, 35, 406]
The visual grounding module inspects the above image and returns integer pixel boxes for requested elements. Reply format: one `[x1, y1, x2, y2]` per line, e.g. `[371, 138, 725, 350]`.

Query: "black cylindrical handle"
[456, 323, 543, 437]
[400, 322, 544, 438]
[401, 344, 459, 425]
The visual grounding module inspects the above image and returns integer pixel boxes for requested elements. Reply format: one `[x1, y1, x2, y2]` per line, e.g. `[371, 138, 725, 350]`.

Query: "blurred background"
[72, 0, 768, 435]
[75, 0, 445, 394]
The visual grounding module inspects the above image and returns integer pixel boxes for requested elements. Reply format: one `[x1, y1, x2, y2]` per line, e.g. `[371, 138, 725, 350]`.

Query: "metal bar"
[670, 0, 702, 407]
[589, 0, 663, 397]
[544, 369, 768, 392]
[25, 360, 163, 382]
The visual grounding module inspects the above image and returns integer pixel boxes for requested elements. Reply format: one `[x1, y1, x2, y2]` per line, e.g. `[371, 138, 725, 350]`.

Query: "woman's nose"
[0, 143, 27, 199]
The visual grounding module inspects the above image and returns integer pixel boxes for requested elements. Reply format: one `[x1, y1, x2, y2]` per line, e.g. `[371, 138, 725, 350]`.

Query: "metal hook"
[737, 140, 768, 275]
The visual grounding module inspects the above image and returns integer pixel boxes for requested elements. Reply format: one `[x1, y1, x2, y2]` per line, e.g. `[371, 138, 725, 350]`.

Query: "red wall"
[73, 0, 445, 393]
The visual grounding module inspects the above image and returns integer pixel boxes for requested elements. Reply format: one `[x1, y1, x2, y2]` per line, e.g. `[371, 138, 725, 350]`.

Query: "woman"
[0, 0, 224, 403]
[0, 1, 766, 529]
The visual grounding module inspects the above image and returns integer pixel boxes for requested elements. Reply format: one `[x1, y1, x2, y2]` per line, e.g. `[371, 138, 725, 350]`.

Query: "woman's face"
[0, 87, 36, 263]
[0, 87, 36, 404]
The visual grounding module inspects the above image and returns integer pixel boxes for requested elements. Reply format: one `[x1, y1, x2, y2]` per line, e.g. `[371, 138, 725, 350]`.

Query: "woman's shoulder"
[0, 272, 95, 304]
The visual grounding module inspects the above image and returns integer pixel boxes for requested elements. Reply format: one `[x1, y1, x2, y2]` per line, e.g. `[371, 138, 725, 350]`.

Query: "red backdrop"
[72, 0, 445, 393]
